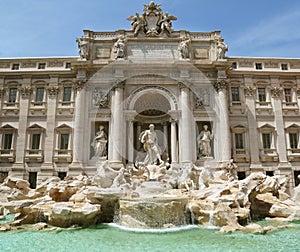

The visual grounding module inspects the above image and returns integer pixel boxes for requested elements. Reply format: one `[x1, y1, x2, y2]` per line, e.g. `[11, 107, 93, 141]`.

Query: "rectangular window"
[258, 88, 266, 102]
[231, 87, 240, 102]
[3, 133, 12, 149]
[255, 63, 262, 70]
[281, 64, 288, 70]
[31, 133, 41, 150]
[60, 134, 69, 149]
[12, 64, 19, 70]
[235, 133, 244, 149]
[262, 133, 272, 149]
[289, 133, 298, 149]
[266, 171, 274, 177]
[35, 87, 44, 102]
[231, 62, 237, 69]
[38, 63, 46, 69]
[8, 88, 17, 103]
[65, 63, 71, 69]
[284, 88, 292, 103]
[63, 87, 72, 102]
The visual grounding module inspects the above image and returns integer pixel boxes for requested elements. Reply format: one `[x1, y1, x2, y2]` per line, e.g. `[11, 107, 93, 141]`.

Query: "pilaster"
[244, 77, 261, 168]
[270, 78, 290, 167]
[41, 77, 59, 174]
[12, 77, 31, 174]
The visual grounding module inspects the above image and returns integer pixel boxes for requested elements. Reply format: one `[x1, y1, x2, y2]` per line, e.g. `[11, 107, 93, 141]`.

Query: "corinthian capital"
[74, 80, 86, 91]
[244, 86, 256, 97]
[213, 79, 228, 92]
[271, 87, 283, 98]
[19, 86, 31, 98]
[47, 86, 59, 97]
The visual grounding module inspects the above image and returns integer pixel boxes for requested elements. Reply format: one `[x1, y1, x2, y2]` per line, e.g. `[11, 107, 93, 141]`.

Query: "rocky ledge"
[1, 162, 300, 233]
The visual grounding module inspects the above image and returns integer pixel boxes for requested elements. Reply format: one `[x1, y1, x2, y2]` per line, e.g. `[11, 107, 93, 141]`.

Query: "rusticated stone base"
[118, 197, 189, 229]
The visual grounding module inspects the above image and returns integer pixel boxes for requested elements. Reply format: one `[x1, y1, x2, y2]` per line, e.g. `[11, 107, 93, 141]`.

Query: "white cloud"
[232, 9, 300, 50]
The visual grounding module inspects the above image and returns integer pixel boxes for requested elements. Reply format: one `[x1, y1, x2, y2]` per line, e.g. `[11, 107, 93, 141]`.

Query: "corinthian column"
[179, 83, 193, 163]
[70, 80, 86, 169]
[170, 119, 178, 163]
[109, 82, 124, 167]
[214, 78, 231, 163]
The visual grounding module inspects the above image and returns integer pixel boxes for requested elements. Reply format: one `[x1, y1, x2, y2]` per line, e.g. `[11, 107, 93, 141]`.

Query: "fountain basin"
[118, 196, 189, 229]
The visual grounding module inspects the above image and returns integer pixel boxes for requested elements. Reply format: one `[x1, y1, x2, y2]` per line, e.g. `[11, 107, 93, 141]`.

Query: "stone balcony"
[53, 149, 72, 163]
[24, 149, 44, 162]
[260, 149, 279, 162]
[0, 149, 15, 162]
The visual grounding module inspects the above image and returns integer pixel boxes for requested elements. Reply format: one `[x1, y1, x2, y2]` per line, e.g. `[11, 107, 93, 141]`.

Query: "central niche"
[132, 91, 173, 162]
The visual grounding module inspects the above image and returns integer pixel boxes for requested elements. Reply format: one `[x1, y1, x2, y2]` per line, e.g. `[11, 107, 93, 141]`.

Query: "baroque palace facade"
[0, 2, 300, 192]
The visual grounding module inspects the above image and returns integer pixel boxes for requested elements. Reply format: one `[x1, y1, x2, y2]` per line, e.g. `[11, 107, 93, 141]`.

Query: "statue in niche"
[113, 35, 126, 59]
[216, 40, 228, 60]
[76, 37, 89, 60]
[91, 125, 107, 158]
[178, 38, 191, 59]
[139, 124, 163, 165]
[197, 125, 213, 158]
[127, 12, 146, 36]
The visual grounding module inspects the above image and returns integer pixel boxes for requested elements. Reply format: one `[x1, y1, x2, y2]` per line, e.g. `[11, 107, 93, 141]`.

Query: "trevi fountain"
[1, 2, 300, 252]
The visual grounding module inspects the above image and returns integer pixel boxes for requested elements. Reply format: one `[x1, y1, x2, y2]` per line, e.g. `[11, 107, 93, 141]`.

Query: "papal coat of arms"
[127, 1, 177, 37]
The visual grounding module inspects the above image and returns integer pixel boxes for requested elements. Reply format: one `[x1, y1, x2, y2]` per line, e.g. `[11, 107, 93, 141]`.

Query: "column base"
[68, 162, 84, 176]
[10, 163, 25, 178]
[250, 163, 262, 169]
[41, 162, 54, 171]
[108, 161, 124, 170]
[278, 162, 292, 169]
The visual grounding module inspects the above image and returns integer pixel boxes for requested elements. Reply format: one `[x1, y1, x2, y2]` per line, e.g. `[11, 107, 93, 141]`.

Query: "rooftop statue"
[127, 1, 177, 37]
[178, 37, 191, 59]
[76, 37, 89, 60]
[216, 39, 228, 60]
[113, 35, 126, 59]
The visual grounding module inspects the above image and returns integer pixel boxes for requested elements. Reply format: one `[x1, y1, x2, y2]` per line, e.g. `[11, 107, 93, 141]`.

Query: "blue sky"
[0, 0, 300, 58]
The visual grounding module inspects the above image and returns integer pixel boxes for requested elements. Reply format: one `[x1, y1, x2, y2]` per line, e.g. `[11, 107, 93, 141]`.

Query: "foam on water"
[108, 223, 201, 233]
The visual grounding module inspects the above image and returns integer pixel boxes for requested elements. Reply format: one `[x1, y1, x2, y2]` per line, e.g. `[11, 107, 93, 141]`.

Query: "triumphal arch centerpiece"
[72, 1, 230, 175]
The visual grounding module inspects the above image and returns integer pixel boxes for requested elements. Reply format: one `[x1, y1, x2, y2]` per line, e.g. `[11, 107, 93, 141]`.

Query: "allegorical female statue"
[113, 35, 126, 59]
[178, 37, 191, 59]
[91, 125, 107, 158]
[197, 125, 213, 157]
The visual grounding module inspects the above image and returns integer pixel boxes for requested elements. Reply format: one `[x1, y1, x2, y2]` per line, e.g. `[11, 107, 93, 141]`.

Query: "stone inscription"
[96, 48, 111, 58]
[128, 44, 177, 59]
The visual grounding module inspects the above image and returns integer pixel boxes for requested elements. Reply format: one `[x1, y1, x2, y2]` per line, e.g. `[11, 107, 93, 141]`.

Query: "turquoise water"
[0, 223, 300, 252]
